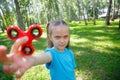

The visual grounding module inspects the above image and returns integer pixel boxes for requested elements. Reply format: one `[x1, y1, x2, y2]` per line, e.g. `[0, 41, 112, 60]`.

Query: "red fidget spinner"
[6, 24, 43, 56]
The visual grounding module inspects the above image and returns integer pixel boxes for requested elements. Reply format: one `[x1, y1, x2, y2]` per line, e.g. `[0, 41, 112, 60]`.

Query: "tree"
[14, 0, 25, 30]
[0, 0, 15, 32]
[93, 0, 96, 25]
[0, 6, 7, 32]
[106, 0, 112, 25]
[81, 0, 87, 25]
[118, 0, 120, 29]
[111, 0, 115, 21]
[76, 0, 82, 22]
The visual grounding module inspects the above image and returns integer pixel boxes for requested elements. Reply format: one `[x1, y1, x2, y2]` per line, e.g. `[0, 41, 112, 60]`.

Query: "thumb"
[16, 68, 27, 78]
[10, 36, 28, 54]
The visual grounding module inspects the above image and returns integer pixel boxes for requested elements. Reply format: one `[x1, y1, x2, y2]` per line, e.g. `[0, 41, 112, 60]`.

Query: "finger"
[3, 65, 11, 74]
[10, 36, 28, 53]
[16, 68, 27, 78]
[4, 63, 19, 74]
[0, 45, 8, 63]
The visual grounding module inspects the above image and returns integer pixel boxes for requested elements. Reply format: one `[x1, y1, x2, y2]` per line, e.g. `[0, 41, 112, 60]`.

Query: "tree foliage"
[0, 0, 120, 32]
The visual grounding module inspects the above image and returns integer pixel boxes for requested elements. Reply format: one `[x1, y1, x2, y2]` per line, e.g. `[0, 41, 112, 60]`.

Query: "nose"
[60, 38, 64, 43]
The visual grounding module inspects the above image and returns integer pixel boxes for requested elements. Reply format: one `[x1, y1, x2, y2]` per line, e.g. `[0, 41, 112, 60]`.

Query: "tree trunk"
[82, 1, 87, 25]
[83, 11, 87, 25]
[111, 0, 115, 21]
[118, 6, 120, 29]
[118, 18, 120, 29]
[0, 6, 7, 32]
[117, 0, 120, 29]
[106, 0, 112, 25]
[14, 0, 25, 30]
[76, 0, 81, 22]
[93, 0, 96, 25]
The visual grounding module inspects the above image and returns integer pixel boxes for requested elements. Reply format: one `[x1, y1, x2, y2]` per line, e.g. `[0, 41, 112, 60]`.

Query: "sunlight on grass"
[70, 20, 120, 80]
[16, 65, 50, 80]
[0, 20, 120, 80]
[93, 41, 114, 54]
[0, 33, 6, 36]
[93, 36, 110, 40]
[71, 37, 89, 43]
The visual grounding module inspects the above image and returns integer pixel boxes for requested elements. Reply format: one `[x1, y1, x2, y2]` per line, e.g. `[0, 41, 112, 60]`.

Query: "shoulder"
[65, 48, 75, 58]
[45, 48, 56, 56]
[65, 48, 74, 54]
[45, 48, 53, 52]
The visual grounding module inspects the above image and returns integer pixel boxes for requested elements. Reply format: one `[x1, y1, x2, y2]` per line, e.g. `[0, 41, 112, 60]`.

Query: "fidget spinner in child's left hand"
[6, 24, 43, 56]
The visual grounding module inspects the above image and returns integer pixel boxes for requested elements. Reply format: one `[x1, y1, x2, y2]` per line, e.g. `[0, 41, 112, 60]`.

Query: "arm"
[32, 52, 52, 66]
[0, 36, 52, 78]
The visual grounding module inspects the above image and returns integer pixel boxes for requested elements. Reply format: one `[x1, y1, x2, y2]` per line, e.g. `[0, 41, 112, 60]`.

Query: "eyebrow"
[54, 34, 69, 37]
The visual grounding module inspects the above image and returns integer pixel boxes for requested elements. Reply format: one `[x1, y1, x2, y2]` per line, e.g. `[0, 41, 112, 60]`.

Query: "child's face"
[50, 25, 69, 52]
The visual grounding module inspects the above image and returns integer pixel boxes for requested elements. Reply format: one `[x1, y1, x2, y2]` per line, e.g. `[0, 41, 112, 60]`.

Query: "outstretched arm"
[0, 36, 52, 78]
[32, 52, 52, 66]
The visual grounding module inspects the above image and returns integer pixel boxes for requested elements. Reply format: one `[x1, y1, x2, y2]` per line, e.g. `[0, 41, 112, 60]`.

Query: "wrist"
[31, 54, 39, 66]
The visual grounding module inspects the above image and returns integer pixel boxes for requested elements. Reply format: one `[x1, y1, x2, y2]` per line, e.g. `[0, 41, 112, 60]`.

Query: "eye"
[55, 36, 60, 39]
[64, 35, 69, 39]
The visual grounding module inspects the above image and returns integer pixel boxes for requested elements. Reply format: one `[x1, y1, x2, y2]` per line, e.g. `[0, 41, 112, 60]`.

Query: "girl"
[0, 20, 76, 80]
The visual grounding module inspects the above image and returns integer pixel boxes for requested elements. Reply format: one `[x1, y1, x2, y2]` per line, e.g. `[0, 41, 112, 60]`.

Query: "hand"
[0, 36, 35, 78]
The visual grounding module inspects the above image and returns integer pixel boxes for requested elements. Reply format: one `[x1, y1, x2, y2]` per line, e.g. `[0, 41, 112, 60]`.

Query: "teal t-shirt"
[45, 47, 76, 80]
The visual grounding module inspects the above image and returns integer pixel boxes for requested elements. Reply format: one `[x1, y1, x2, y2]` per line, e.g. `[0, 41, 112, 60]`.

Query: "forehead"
[52, 25, 69, 35]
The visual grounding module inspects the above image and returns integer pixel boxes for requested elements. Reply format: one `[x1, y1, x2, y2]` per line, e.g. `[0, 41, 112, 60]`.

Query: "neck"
[53, 47, 65, 52]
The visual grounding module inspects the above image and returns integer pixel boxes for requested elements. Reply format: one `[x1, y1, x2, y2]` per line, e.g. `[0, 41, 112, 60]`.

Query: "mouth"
[59, 44, 65, 47]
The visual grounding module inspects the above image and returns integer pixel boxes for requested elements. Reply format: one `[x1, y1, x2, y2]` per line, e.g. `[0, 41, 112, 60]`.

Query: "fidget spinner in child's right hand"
[6, 24, 43, 56]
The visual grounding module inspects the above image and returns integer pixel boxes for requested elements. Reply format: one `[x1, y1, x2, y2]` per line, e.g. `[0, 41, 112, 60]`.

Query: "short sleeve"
[45, 48, 53, 69]
[69, 50, 77, 68]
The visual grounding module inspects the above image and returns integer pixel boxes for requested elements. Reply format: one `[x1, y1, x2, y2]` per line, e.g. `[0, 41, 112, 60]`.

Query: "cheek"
[54, 39, 59, 44]
[66, 39, 69, 44]
[50, 37, 58, 44]
[65, 37, 69, 42]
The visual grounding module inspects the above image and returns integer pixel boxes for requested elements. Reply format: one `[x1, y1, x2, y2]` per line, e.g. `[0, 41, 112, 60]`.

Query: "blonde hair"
[46, 20, 70, 48]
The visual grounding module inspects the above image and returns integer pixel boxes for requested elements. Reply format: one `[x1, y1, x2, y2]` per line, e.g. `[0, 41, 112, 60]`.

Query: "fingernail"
[22, 36, 28, 41]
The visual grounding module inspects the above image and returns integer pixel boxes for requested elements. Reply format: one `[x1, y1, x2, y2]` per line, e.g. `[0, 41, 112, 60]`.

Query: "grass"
[0, 20, 120, 80]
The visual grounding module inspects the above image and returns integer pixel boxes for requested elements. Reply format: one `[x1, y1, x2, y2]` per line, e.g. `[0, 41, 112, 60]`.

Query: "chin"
[59, 47, 65, 50]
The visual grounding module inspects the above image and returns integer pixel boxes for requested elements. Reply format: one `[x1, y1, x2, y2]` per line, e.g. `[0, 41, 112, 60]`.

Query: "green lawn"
[0, 20, 120, 80]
